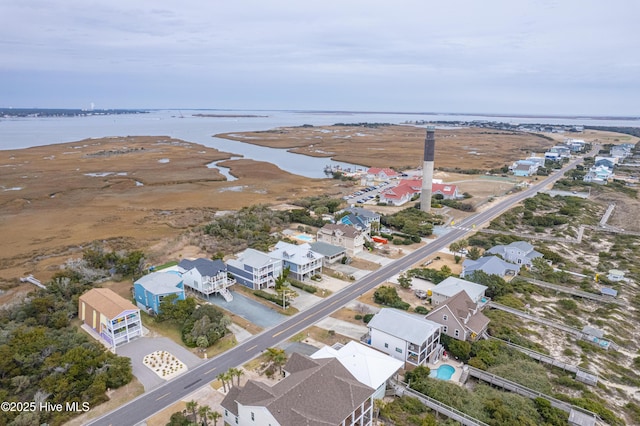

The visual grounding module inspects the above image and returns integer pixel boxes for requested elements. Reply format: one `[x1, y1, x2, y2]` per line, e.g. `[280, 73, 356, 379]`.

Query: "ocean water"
[1, 109, 638, 178]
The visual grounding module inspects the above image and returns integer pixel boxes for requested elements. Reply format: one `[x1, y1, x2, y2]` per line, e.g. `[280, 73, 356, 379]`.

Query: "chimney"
[421, 126, 436, 212]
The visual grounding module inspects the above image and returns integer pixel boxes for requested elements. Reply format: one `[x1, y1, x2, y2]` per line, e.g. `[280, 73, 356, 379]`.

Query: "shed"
[600, 287, 618, 297]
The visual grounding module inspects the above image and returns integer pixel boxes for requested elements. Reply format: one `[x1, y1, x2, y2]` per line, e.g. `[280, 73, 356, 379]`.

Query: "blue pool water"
[296, 234, 314, 242]
[429, 364, 456, 380]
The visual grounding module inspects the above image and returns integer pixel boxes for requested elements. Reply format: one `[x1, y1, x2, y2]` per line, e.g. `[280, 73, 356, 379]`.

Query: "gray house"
[486, 241, 543, 267]
[461, 256, 521, 279]
[425, 290, 490, 341]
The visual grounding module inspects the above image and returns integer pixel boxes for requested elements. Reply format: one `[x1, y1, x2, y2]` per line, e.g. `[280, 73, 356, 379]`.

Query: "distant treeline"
[0, 108, 148, 117]
[584, 126, 640, 139]
[331, 122, 392, 128]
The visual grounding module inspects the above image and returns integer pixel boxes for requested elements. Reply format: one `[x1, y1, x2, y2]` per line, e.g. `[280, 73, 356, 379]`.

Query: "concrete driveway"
[118, 337, 203, 391]
[314, 317, 368, 341]
[206, 290, 286, 328]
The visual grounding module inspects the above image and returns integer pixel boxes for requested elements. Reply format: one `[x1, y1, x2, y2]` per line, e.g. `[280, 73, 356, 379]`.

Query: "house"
[317, 223, 365, 256]
[486, 241, 543, 267]
[227, 248, 283, 290]
[378, 179, 422, 206]
[565, 138, 586, 152]
[309, 241, 347, 265]
[584, 165, 613, 185]
[510, 160, 539, 177]
[526, 156, 546, 168]
[544, 151, 561, 162]
[432, 182, 461, 199]
[134, 271, 185, 315]
[79, 288, 142, 352]
[594, 158, 616, 170]
[178, 258, 234, 302]
[340, 207, 381, 233]
[311, 341, 404, 399]
[425, 290, 490, 341]
[367, 167, 399, 181]
[366, 308, 442, 368]
[549, 145, 571, 158]
[460, 255, 520, 279]
[221, 352, 375, 426]
[431, 276, 488, 306]
[269, 241, 323, 281]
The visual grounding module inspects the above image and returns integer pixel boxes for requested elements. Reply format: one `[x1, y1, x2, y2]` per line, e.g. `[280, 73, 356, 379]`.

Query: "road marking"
[156, 392, 171, 401]
[206, 367, 217, 374]
[246, 344, 257, 352]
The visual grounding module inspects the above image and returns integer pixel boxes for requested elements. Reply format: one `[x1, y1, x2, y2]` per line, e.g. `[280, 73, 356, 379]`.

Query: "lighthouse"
[420, 126, 436, 212]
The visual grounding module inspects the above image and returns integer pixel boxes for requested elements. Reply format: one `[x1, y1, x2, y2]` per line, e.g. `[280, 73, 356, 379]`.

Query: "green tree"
[467, 246, 482, 260]
[397, 273, 412, 289]
[198, 405, 213, 426]
[265, 347, 287, 375]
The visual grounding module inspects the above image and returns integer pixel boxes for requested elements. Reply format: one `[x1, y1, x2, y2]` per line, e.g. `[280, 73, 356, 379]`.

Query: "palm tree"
[265, 347, 287, 375]
[185, 400, 198, 423]
[198, 405, 213, 426]
[216, 372, 228, 393]
[210, 410, 222, 426]
[229, 367, 244, 386]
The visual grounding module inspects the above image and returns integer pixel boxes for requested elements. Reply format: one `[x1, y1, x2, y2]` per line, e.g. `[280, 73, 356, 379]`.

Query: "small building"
[79, 288, 142, 352]
[134, 271, 185, 314]
[607, 269, 625, 282]
[461, 256, 520, 279]
[227, 248, 283, 290]
[221, 353, 375, 426]
[269, 241, 323, 281]
[431, 276, 488, 306]
[366, 308, 442, 368]
[309, 241, 347, 265]
[178, 258, 234, 302]
[341, 207, 381, 232]
[511, 160, 539, 177]
[317, 223, 365, 256]
[311, 341, 404, 400]
[600, 287, 618, 298]
[425, 290, 490, 341]
[367, 167, 399, 181]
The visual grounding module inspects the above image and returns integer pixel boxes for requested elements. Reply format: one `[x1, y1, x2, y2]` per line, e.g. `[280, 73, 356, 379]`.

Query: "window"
[251, 412, 255, 421]
[443, 326, 448, 333]
[454, 329, 460, 338]
[225, 410, 228, 416]
[443, 314, 448, 321]
[395, 347, 402, 354]
[235, 416, 238, 424]
[384, 343, 389, 348]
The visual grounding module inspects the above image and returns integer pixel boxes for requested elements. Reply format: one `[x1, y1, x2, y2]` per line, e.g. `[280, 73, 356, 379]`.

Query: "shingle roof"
[462, 256, 520, 277]
[135, 271, 183, 295]
[178, 258, 226, 277]
[222, 353, 374, 426]
[233, 248, 280, 268]
[79, 288, 138, 319]
[368, 308, 441, 344]
[432, 277, 488, 302]
[309, 241, 347, 257]
[270, 241, 322, 265]
[318, 223, 361, 239]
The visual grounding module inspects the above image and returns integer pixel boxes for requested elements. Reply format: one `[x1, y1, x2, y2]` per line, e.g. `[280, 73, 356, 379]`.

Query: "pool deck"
[427, 358, 465, 383]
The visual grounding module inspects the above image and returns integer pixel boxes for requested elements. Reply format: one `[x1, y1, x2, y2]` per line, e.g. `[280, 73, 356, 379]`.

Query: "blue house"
[134, 271, 185, 314]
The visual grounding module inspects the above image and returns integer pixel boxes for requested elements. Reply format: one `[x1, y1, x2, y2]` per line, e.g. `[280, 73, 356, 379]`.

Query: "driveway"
[118, 337, 203, 391]
[289, 290, 322, 310]
[356, 250, 395, 266]
[314, 317, 369, 340]
[206, 290, 286, 328]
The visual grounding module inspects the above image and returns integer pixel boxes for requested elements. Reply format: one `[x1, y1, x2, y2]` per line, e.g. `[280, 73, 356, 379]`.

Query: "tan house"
[425, 290, 490, 341]
[79, 288, 142, 352]
[317, 223, 365, 256]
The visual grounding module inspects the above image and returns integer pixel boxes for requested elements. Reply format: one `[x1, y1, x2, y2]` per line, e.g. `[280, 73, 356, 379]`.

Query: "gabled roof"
[232, 248, 280, 269]
[462, 256, 520, 277]
[79, 288, 139, 319]
[135, 271, 183, 295]
[311, 341, 403, 390]
[340, 213, 368, 230]
[270, 241, 322, 264]
[432, 182, 458, 196]
[368, 308, 441, 344]
[367, 167, 399, 177]
[178, 258, 226, 277]
[319, 223, 361, 239]
[222, 353, 374, 426]
[432, 277, 488, 301]
[309, 241, 347, 257]
[431, 290, 490, 335]
[342, 207, 380, 220]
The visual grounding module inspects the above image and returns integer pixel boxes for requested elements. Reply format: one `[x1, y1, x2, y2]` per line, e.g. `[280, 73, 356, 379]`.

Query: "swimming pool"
[429, 364, 456, 380]
[296, 234, 314, 242]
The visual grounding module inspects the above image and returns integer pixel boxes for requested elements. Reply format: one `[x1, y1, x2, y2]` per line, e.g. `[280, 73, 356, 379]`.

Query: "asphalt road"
[88, 153, 587, 426]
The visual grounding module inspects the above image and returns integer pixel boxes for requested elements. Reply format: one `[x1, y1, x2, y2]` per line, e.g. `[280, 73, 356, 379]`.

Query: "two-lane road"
[89, 153, 587, 426]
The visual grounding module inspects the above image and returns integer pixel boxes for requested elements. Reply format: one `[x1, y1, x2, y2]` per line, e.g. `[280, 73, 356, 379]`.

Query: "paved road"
[88, 153, 587, 426]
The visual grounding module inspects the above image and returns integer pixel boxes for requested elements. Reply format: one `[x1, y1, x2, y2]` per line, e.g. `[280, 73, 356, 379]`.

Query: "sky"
[1, 0, 638, 115]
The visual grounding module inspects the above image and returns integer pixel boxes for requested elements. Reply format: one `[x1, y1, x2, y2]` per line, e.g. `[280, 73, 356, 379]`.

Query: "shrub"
[414, 306, 429, 314]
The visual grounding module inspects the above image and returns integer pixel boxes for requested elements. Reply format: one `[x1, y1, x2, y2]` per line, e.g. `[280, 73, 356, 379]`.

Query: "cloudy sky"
[1, 1, 638, 115]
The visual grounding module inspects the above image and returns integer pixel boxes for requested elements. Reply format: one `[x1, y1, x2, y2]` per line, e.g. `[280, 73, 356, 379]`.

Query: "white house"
[269, 241, 323, 281]
[367, 308, 442, 367]
[461, 256, 521, 279]
[431, 276, 488, 306]
[178, 258, 234, 302]
[311, 341, 404, 400]
[317, 223, 365, 256]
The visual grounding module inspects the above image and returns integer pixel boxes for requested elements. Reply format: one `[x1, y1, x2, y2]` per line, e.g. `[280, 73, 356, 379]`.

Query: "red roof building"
[380, 179, 460, 206]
